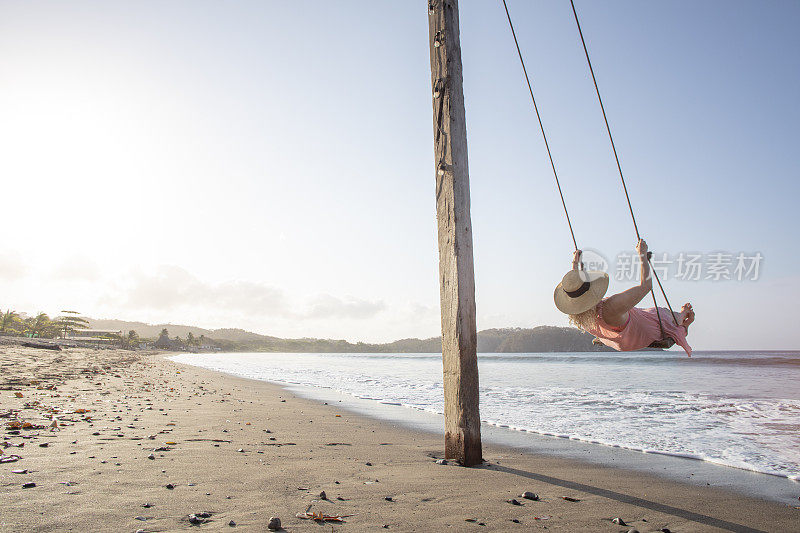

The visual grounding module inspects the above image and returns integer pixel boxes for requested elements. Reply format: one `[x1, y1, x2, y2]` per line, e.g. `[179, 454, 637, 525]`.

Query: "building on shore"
[67, 329, 123, 342]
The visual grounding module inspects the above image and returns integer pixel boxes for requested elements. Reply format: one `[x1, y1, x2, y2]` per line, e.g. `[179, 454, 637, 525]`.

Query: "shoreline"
[2, 346, 798, 531]
[168, 350, 800, 500]
[169, 354, 800, 506]
[274, 380, 800, 506]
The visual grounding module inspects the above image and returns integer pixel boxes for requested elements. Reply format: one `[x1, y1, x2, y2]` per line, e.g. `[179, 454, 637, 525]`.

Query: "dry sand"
[1, 342, 798, 532]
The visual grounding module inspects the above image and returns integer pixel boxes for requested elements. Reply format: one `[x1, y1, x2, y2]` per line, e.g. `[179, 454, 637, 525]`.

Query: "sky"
[1, 1, 798, 349]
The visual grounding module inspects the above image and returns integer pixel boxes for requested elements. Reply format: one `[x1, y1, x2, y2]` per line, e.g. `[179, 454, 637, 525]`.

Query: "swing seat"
[592, 337, 676, 349]
[648, 337, 676, 349]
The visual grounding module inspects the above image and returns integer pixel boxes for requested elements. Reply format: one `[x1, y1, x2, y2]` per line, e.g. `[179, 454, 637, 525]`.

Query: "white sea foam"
[171, 351, 800, 480]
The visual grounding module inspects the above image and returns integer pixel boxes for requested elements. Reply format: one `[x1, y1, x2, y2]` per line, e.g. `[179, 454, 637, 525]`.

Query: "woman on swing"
[554, 239, 694, 356]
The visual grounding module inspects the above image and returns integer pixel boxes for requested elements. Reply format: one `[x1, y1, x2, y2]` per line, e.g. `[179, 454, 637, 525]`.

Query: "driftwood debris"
[21, 342, 62, 351]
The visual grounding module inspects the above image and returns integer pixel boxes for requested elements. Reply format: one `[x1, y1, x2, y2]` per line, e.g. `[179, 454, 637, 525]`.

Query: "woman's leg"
[675, 303, 694, 332]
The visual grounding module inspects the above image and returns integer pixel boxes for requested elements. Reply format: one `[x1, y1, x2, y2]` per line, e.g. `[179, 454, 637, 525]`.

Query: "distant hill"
[87, 318, 611, 353]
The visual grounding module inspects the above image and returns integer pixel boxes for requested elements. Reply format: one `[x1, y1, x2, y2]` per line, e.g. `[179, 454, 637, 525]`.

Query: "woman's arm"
[603, 239, 653, 322]
[572, 250, 583, 270]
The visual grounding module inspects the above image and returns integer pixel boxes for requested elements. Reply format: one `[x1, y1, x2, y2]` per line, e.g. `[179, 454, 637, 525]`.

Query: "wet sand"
[1, 343, 797, 532]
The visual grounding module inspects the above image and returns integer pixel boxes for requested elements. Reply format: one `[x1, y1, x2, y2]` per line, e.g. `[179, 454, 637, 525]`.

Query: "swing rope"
[501, 0, 680, 334]
[568, 0, 679, 328]
[501, 0, 578, 252]
[568, 0, 639, 240]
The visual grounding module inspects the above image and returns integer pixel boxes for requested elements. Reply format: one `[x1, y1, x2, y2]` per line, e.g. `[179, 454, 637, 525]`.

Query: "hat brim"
[554, 271, 609, 315]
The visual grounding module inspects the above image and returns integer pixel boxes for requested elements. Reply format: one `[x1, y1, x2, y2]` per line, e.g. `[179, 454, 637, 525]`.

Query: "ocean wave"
[308, 351, 800, 367]
[170, 352, 800, 481]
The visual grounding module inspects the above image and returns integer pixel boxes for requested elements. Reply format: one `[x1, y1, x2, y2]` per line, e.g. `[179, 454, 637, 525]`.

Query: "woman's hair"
[569, 305, 598, 332]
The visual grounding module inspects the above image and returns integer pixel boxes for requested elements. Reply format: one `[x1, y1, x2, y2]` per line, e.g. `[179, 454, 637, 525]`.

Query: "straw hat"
[554, 269, 609, 315]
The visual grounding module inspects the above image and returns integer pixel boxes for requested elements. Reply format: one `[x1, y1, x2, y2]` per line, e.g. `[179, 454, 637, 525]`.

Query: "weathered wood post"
[427, 0, 482, 466]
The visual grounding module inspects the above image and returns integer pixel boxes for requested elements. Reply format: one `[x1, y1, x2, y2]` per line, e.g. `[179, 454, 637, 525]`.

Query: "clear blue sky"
[1, 1, 797, 349]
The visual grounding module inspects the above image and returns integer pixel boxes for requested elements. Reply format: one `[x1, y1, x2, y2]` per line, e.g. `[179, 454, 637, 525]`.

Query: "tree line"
[0, 309, 144, 349]
[155, 328, 212, 349]
[0, 309, 90, 338]
[1, 310, 608, 353]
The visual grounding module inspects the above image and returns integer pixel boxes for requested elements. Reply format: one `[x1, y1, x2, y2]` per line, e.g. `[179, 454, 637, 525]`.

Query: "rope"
[500, 0, 681, 335]
[568, 0, 679, 328]
[568, 0, 639, 240]
[501, 0, 578, 252]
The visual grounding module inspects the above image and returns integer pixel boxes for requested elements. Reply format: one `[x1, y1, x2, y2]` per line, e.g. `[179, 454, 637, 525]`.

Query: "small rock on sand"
[435, 458, 448, 465]
[147, 453, 155, 460]
[384, 496, 394, 502]
[22, 482, 36, 489]
[267, 516, 281, 530]
[319, 491, 327, 500]
[627, 529, 640, 533]
[612, 517, 627, 525]
[228, 520, 236, 527]
[521, 491, 539, 501]
[507, 498, 522, 506]
[165, 483, 174, 490]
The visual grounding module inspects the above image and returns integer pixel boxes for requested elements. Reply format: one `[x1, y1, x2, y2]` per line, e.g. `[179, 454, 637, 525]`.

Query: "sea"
[171, 350, 800, 501]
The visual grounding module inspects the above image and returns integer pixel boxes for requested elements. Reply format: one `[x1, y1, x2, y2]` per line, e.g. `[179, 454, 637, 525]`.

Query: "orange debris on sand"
[296, 510, 352, 523]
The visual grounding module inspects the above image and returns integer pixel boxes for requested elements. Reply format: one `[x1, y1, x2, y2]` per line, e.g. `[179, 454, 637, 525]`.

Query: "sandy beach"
[1, 343, 797, 532]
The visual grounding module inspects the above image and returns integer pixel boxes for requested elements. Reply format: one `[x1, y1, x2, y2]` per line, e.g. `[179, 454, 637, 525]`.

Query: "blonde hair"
[568, 305, 598, 332]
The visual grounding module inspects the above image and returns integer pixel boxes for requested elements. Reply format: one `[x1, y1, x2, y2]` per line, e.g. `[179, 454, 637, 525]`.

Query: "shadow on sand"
[484, 463, 765, 533]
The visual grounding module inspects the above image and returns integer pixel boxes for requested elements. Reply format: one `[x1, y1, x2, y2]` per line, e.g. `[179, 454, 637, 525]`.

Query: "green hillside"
[87, 318, 610, 353]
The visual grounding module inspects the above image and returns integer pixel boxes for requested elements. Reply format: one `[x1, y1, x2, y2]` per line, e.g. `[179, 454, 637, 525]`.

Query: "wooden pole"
[427, 0, 482, 467]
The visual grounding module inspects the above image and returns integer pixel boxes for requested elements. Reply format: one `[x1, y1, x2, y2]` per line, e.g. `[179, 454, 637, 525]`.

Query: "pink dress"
[589, 300, 692, 356]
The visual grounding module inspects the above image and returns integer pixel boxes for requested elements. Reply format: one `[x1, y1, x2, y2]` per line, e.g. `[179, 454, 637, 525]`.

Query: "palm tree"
[24, 313, 56, 338]
[0, 309, 21, 334]
[54, 310, 90, 338]
[124, 330, 139, 349]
